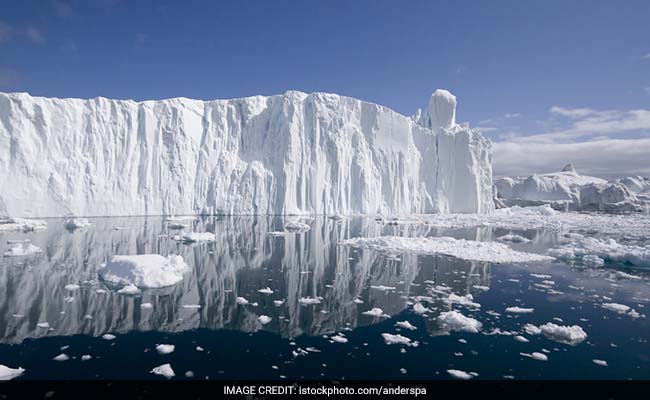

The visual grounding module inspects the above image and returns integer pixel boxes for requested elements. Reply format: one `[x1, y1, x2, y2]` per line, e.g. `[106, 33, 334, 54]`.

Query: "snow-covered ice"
[505, 306, 534, 314]
[548, 237, 650, 268]
[98, 254, 189, 288]
[395, 321, 417, 330]
[381, 333, 418, 347]
[3, 243, 42, 257]
[156, 344, 175, 355]
[53, 353, 69, 361]
[151, 363, 175, 379]
[0, 365, 25, 380]
[539, 323, 587, 345]
[447, 369, 476, 380]
[181, 232, 216, 243]
[362, 308, 388, 318]
[437, 311, 482, 333]
[0, 217, 47, 232]
[258, 315, 272, 325]
[341, 236, 552, 263]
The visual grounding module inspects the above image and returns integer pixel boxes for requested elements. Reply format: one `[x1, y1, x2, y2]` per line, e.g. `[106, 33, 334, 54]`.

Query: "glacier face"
[0, 89, 493, 217]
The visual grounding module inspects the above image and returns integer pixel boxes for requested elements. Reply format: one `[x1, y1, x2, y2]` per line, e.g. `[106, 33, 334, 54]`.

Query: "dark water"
[0, 216, 648, 380]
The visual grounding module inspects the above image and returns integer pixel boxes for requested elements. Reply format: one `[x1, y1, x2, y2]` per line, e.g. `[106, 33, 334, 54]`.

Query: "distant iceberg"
[495, 164, 650, 212]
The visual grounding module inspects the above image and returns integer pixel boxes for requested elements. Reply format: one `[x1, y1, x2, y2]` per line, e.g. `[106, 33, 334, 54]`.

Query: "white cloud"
[26, 27, 44, 44]
[642, 53, 650, 60]
[493, 138, 650, 178]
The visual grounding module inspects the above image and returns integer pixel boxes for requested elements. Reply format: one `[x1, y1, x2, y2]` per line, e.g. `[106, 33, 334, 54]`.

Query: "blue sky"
[1, 0, 649, 177]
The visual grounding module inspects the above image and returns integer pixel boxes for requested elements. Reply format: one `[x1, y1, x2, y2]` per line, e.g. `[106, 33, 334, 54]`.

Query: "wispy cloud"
[26, 27, 45, 44]
[0, 67, 19, 89]
[642, 53, 650, 60]
[0, 20, 14, 44]
[493, 138, 650, 178]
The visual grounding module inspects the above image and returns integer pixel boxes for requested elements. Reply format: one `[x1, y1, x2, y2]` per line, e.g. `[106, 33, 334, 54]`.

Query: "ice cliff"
[495, 164, 650, 213]
[0, 89, 493, 217]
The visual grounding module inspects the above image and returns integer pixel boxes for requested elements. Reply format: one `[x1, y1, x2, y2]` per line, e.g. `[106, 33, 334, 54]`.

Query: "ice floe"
[521, 352, 548, 361]
[98, 254, 189, 289]
[299, 297, 322, 305]
[341, 236, 552, 263]
[395, 321, 417, 330]
[258, 287, 274, 294]
[156, 344, 175, 355]
[181, 232, 216, 243]
[0, 217, 47, 232]
[151, 363, 175, 379]
[601, 303, 643, 318]
[447, 369, 476, 380]
[285, 221, 310, 232]
[548, 237, 650, 267]
[437, 311, 482, 333]
[3, 243, 42, 257]
[505, 306, 534, 314]
[0, 365, 25, 380]
[258, 315, 272, 325]
[53, 353, 69, 361]
[381, 333, 419, 347]
[535, 323, 587, 345]
[362, 308, 389, 318]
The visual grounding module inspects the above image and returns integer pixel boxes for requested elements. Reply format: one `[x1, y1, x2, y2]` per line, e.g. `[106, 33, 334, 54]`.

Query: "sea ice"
[362, 308, 388, 318]
[447, 369, 475, 380]
[381, 333, 418, 347]
[156, 344, 175, 355]
[437, 311, 482, 333]
[548, 237, 650, 267]
[181, 232, 216, 243]
[258, 315, 272, 325]
[0, 365, 25, 380]
[505, 306, 534, 314]
[151, 363, 175, 379]
[395, 321, 417, 330]
[341, 236, 552, 263]
[98, 254, 189, 288]
[539, 323, 587, 345]
[3, 243, 42, 257]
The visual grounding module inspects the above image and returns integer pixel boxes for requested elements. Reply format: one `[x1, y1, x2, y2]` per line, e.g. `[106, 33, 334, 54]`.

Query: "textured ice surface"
[539, 323, 587, 345]
[437, 311, 482, 333]
[495, 164, 650, 213]
[340, 236, 552, 263]
[150, 363, 175, 379]
[0, 90, 493, 217]
[98, 254, 189, 288]
[548, 237, 650, 267]
[0, 217, 47, 232]
[0, 365, 25, 380]
[3, 243, 42, 257]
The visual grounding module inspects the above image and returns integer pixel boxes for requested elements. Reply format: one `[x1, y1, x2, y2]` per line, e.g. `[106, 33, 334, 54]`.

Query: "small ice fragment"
[592, 359, 608, 367]
[156, 344, 175, 355]
[53, 353, 69, 361]
[447, 369, 475, 380]
[0, 365, 25, 380]
[81, 355, 92, 361]
[258, 287, 274, 295]
[258, 315, 272, 325]
[102, 334, 116, 340]
[150, 363, 175, 379]
[395, 321, 417, 330]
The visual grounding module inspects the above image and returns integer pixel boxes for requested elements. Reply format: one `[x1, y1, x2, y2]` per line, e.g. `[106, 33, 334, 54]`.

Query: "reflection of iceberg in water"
[0, 216, 490, 344]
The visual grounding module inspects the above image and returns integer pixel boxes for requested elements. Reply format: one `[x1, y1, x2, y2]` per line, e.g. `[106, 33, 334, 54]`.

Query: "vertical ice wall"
[0, 90, 493, 217]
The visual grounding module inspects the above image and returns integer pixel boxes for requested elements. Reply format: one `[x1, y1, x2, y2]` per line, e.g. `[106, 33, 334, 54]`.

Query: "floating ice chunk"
[185, 371, 194, 378]
[362, 308, 388, 318]
[0, 217, 47, 232]
[273, 300, 284, 306]
[381, 333, 419, 347]
[523, 324, 542, 335]
[64, 218, 91, 230]
[151, 363, 175, 379]
[370, 285, 396, 291]
[521, 352, 548, 361]
[353, 298, 364, 304]
[258, 315, 272, 325]
[341, 236, 553, 263]
[514, 335, 530, 343]
[284, 221, 310, 233]
[117, 284, 140, 295]
[447, 369, 475, 380]
[195, 346, 204, 352]
[413, 303, 429, 314]
[530, 273, 552, 279]
[102, 334, 116, 340]
[498, 234, 530, 243]
[299, 297, 322, 305]
[548, 237, 650, 267]
[64, 284, 80, 291]
[330, 334, 348, 343]
[156, 344, 175, 355]
[0, 365, 25, 380]
[81, 355, 92, 361]
[613, 271, 641, 280]
[167, 222, 188, 230]
[236, 297, 249, 305]
[37, 322, 50, 329]
[539, 323, 587, 345]
[602, 303, 631, 314]
[395, 321, 417, 330]
[583, 255, 605, 267]
[505, 306, 534, 314]
[592, 359, 608, 367]
[3, 243, 42, 257]
[182, 304, 201, 309]
[181, 232, 216, 243]
[438, 311, 482, 333]
[601, 302, 642, 318]
[99, 254, 189, 289]
[447, 293, 481, 308]
[141, 302, 153, 309]
[258, 287, 274, 294]
[53, 353, 69, 361]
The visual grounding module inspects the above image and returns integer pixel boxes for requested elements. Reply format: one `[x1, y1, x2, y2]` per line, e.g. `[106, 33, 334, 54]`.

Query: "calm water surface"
[0, 216, 648, 380]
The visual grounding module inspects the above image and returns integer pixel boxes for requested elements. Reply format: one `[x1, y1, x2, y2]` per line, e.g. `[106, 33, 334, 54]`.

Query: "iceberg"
[495, 164, 650, 213]
[98, 254, 189, 288]
[0, 90, 493, 217]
